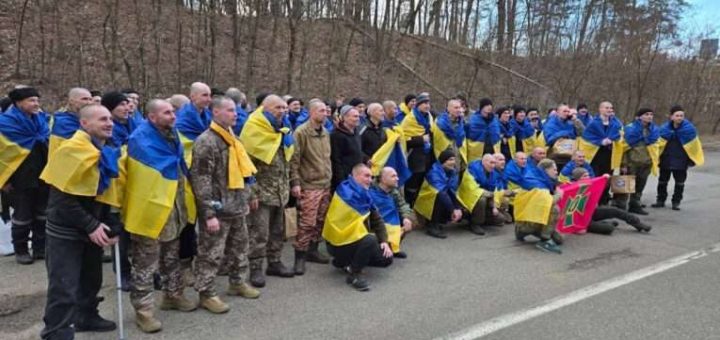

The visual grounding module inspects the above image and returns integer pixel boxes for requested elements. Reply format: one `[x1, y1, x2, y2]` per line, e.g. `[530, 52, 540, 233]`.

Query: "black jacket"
[660, 135, 693, 170]
[9, 142, 48, 190]
[331, 124, 367, 190]
[360, 120, 387, 159]
[45, 187, 120, 242]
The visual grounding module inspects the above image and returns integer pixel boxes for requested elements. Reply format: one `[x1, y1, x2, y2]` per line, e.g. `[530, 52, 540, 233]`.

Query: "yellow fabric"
[0, 133, 31, 188]
[178, 132, 194, 168]
[647, 143, 660, 176]
[399, 102, 412, 117]
[209, 121, 257, 189]
[399, 111, 431, 139]
[682, 136, 705, 167]
[386, 224, 402, 253]
[414, 181, 439, 220]
[96, 148, 126, 208]
[371, 128, 404, 176]
[431, 123, 467, 164]
[239, 109, 294, 165]
[493, 189, 504, 207]
[40, 130, 100, 197]
[514, 189, 553, 225]
[578, 137, 624, 170]
[322, 194, 370, 246]
[48, 135, 68, 155]
[558, 174, 571, 184]
[467, 140, 500, 163]
[535, 132, 547, 149]
[178, 133, 198, 223]
[123, 157, 179, 239]
[456, 171, 483, 212]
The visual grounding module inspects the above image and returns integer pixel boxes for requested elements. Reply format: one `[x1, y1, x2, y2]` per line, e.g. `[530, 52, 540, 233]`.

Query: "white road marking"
[439, 242, 720, 340]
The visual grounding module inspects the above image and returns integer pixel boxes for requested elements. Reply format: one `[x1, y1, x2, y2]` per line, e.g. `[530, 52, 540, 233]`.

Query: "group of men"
[0, 83, 705, 339]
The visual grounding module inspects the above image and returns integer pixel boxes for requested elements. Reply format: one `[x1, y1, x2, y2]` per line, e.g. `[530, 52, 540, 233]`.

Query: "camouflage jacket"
[190, 129, 251, 220]
[159, 130, 188, 242]
[251, 146, 290, 207]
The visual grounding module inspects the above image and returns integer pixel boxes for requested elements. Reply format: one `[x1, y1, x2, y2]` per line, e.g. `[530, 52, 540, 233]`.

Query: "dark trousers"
[41, 235, 103, 340]
[657, 169, 687, 204]
[404, 172, 425, 207]
[10, 187, 48, 254]
[179, 222, 197, 260]
[591, 147, 613, 205]
[614, 164, 651, 209]
[431, 191, 455, 223]
[592, 206, 640, 227]
[326, 234, 392, 273]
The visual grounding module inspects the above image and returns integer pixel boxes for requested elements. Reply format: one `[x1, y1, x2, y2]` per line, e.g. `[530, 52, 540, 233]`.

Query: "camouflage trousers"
[130, 234, 182, 311]
[194, 215, 249, 297]
[515, 204, 559, 240]
[248, 203, 285, 268]
[470, 196, 505, 226]
[293, 188, 331, 251]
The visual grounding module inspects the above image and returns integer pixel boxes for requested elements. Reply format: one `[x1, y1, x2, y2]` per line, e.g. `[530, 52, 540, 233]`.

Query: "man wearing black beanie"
[615, 108, 658, 215]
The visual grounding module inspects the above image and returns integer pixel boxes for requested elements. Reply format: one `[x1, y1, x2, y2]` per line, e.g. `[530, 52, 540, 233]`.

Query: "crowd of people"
[0, 82, 705, 339]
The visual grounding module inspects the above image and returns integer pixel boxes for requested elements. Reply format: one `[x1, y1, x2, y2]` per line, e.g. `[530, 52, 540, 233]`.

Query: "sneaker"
[345, 274, 370, 292]
[535, 239, 562, 254]
[551, 231, 564, 245]
[75, 314, 117, 332]
[515, 231, 528, 242]
[651, 202, 665, 208]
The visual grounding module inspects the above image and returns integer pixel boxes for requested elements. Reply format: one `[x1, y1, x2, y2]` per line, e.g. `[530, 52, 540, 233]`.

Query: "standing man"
[382, 100, 400, 128]
[330, 105, 365, 191]
[124, 99, 197, 334]
[397, 94, 416, 123]
[290, 100, 333, 275]
[360, 102, 387, 159]
[432, 99, 467, 171]
[49, 88, 93, 154]
[400, 93, 433, 206]
[191, 96, 259, 314]
[40, 104, 120, 338]
[122, 88, 145, 122]
[576, 103, 592, 127]
[579, 101, 623, 205]
[0, 87, 49, 264]
[101, 91, 135, 147]
[225, 87, 249, 135]
[617, 108, 659, 214]
[543, 103, 585, 171]
[240, 94, 296, 287]
[349, 97, 367, 124]
[467, 98, 500, 161]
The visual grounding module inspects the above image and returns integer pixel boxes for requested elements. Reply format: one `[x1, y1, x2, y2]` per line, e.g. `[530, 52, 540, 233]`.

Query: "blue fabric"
[577, 113, 593, 127]
[624, 119, 659, 147]
[369, 186, 401, 225]
[435, 112, 465, 147]
[521, 163, 557, 193]
[175, 103, 211, 141]
[111, 117, 138, 147]
[262, 111, 295, 150]
[232, 105, 249, 136]
[128, 121, 188, 179]
[336, 176, 374, 215]
[426, 162, 458, 195]
[511, 118, 535, 140]
[96, 142, 120, 194]
[467, 160, 500, 191]
[582, 116, 623, 146]
[51, 112, 80, 139]
[659, 120, 698, 145]
[0, 105, 50, 149]
[542, 115, 577, 145]
[385, 140, 412, 185]
[395, 107, 406, 124]
[411, 107, 432, 154]
[504, 160, 526, 185]
[498, 120, 515, 139]
[467, 111, 501, 145]
[494, 169, 508, 189]
[560, 161, 595, 179]
[288, 108, 309, 130]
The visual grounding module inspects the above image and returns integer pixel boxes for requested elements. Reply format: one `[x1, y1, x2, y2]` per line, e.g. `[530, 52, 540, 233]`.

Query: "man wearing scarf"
[0, 87, 49, 265]
[465, 154, 505, 233]
[226, 87, 250, 135]
[48, 87, 93, 154]
[400, 93, 433, 206]
[559, 150, 595, 183]
[286, 97, 308, 129]
[369, 167, 415, 258]
[190, 96, 259, 313]
[240, 94, 296, 287]
[576, 103, 592, 127]
[616, 108, 659, 215]
[652, 105, 704, 211]
[543, 104, 585, 172]
[579, 101, 623, 205]
[432, 99, 467, 171]
[40, 104, 121, 339]
[466, 98, 501, 161]
[527, 107, 543, 138]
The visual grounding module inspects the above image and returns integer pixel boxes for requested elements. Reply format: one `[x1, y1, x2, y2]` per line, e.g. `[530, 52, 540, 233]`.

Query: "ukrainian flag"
[48, 112, 80, 154]
[123, 121, 189, 239]
[371, 127, 411, 185]
[578, 116, 624, 170]
[432, 112, 467, 165]
[414, 162, 459, 220]
[176, 103, 211, 166]
[39, 130, 121, 207]
[397, 102, 412, 123]
[466, 112, 501, 161]
[323, 177, 372, 246]
[623, 119, 660, 175]
[558, 161, 595, 183]
[369, 186, 402, 252]
[456, 170, 485, 212]
[659, 120, 704, 167]
[400, 107, 432, 140]
[240, 109, 295, 165]
[514, 189, 554, 225]
[0, 106, 49, 187]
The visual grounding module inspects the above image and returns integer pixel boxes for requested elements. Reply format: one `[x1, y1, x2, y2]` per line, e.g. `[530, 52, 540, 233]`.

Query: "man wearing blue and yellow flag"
[48, 87, 93, 154]
[323, 164, 393, 292]
[101, 91, 135, 147]
[578, 101, 623, 205]
[466, 98, 500, 161]
[652, 105, 704, 211]
[240, 94, 296, 287]
[514, 158, 563, 254]
[369, 167, 416, 258]
[40, 104, 121, 339]
[432, 99, 467, 171]
[543, 104, 585, 171]
[124, 99, 197, 334]
[559, 150, 595, 183]
[400, 93, 433, 206]
[190, 96, 259, 314]
[615, 108, 659, 215]
[0, 87, 49, 265]
[396, 94, 416, 124]
[414, 150, 462, 238]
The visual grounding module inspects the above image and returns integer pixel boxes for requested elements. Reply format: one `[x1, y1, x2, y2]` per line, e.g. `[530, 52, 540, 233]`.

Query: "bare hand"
[620, 167, 628, 175]
[492, 207, 500, 216]
[402, 218, 413, 233]
[422, 134, 430, 143]
[380, 242, 393, 258]
[451, 209, 463, 223]
[602, 138, 612, 146]
[249, 199, 259, 211]
[603, 174, 611, 178]
[206, 217, 220, 234]
[291, 186, 302, 198]
[89, 224, 113, 247]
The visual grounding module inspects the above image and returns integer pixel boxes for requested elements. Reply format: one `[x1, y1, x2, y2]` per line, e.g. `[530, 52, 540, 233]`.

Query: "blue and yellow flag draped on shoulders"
[414, 162, 459, 220]
[323, 177, 373, 246]
[432, 112, 467, 164]
[542, 115, 577, 146]
[400, 107, 432, 142]
[240, 110, 295, 164]
[559, 161, 595, 183]
[658, 120, 704, 167]
[511, 118, 537, 156]
[513, 164, 556, 225]
[123, 121, 190, 239]
[370, 126, 411, 185]
[111, 117, 138, 147]
[49, 112, 80, 154]
[623, 119, 660, 175]
[466, 112, 501, 161]
[0, 106, 50, 187]
[176, 103, 212, 166]
[369, 186, 402, 252]
[40, 130, 122, 207]
[578, 116, 624, 170]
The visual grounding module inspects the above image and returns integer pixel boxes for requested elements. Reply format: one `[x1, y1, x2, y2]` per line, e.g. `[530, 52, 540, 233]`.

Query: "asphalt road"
[1, 151, 719, 340]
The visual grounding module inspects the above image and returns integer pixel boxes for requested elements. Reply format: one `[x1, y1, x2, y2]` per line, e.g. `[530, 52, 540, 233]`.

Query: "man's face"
[516, 153, 528, 167]
[546, 165, 558, 179]
[82, 107, 114, 141]
[494, 155, 506, 169]
[214, 100, 237, 128]
[557, 105, 571, 119]
[481, 104, 493, 116]
[417, 101, 430, 113]
[381, 169, 399, 189]
[16, 97, 41, 114]
[343, 110, 361, 130]
[599, 102, 613, 117]
[447, 101, 464, 120]
[368, 107, 385, 122]
[92, 96, 102, 105]
[532, 148, 546, 162]
[289, 101, 302, 113]
[499, 110, 511, 123]
[384, 104, 397, 120]
[482, 157, 496, 172]
[310, 103, 328, 124]
[191, 88, 211, 109]
[528, 110, 539, 123]
[671, 111, 684, 125]
[69, 91, 93, 112]
[127, 100, 137, 113]
[353, 167, 373, 189]
[267, 99, 289, 121]
[639, 111, 654, 124]
[580, 172, 590, 180]
[573, 152, 586, 165]
[408, 98, 417, 108]
[442, 157, 457, 171]
[515, 110, 526, 121]
[111, 100, 131, 121]
[149, 102, 176, 130]
[578, 108, 588, 116]
[355, 103, 367, 115]
[126, 93, 140, 106]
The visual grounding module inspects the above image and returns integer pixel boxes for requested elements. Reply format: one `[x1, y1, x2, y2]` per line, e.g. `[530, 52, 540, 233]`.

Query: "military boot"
[135, 309, 162, 333]
[199, 295, 230, 314]
[306, 241, 330, 264]
[293, 250, 306, 276]
[249, 261, 265, 288]
[227, 282, 261, 299]
[425, 223, 447, 239]
[159, 293, 197, 312]
[13, 242, 33, 265]
[631, 221, 652, 233]
[266, 261, 295, 278]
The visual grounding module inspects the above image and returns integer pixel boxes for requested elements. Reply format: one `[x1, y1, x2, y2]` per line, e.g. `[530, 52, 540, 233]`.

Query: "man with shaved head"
[225, 87, 249, 135]
[167, 94, 190, 111]
[360, 102, 387, 159]
[542, 103, 585, 170]
[382, 100, 399, 127]
[49, 87, 93, 154]
[369, 167, 415, 258]
[241, 94, 296, 286]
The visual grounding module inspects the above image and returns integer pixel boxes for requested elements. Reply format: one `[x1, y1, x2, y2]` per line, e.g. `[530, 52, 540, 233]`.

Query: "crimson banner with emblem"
[556, 176, 608, 234]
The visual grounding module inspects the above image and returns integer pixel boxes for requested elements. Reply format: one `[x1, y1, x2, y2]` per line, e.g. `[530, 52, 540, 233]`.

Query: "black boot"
[75, 313, 117, 332]
[628, 203, 649, 216]
[671, 202, 681, 211]
[13, 241, 33, 265]
[425, 223, 447, 239]
[654, 180, 669, 207]
[249, 261, 265, 287]
[306, 241, 330, 264]
[469, 224, 486, 236]
[671, 182, 684, 211]
[31, 219, 46, 260]
[293, 251, 306, 276]
[632, 221, 652, 233]
[651, 201, 665, 208]
[266, 261, 295, 278]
